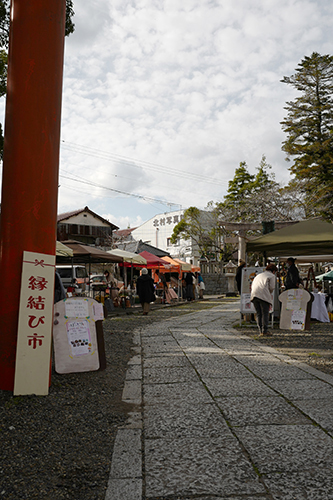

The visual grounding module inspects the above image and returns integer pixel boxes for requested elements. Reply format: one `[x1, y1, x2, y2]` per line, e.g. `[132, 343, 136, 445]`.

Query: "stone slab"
[132, 331, 141, 346]
[170, 328, 203, 338]
[178, 497, 270, 500]
[264, 468, 333, 499]
[143, 365, 198, 384]
[266, 378, 333, 400]
[141, 330, 175, 339]
[216, 396, 311, 427]
[143, 355, 191, 369]
[128, 354, 141, 366]
[105, 478, 142, 500]
[188, 355, 252, 379]
[120, 411, 142, 430]
[144, 401, 230, 438]
[215, 341, 265, 355]
[142, 343, 183, 357]
[144, 381, 212, 405]
[294, 398, 333, 433]
[234, 353, 287, 366]
[235, 425, 333, 474]
[144, 435, 265, 497]
[126, 364, 142, 381]
[141, 336, 177, 346]
[122, 379, 142, 405]
[183, 345, 231, 355]
[109, 429, 142, 478]
[245, 363, 314, 380]
[203, 376, 279, 398]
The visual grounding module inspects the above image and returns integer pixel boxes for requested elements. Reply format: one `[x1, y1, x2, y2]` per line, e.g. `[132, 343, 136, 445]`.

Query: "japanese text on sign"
[66, 320, 92, 356]
[14, 251, 56, 396]
[153, 214, 182, 227]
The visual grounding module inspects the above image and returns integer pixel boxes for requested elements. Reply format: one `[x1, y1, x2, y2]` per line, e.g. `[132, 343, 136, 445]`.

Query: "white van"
[56, 265, 89, 291]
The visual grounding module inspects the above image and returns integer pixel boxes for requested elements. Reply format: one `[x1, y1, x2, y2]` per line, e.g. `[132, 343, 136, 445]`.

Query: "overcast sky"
[12, 1, 333, 230]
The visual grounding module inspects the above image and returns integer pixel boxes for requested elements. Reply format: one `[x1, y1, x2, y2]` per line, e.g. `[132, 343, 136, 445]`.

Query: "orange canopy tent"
[161, 256, 181, 273]
[139, 251, 170, 269]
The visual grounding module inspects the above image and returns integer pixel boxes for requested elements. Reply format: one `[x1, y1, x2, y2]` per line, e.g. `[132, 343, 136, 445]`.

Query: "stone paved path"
[105, 301, 333, 499]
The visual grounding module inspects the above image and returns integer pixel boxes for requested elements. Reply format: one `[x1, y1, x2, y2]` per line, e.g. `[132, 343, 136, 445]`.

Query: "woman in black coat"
[285, 258, 303, 290]
[185, 272, 194, 301]
[136, 268, 155, 315]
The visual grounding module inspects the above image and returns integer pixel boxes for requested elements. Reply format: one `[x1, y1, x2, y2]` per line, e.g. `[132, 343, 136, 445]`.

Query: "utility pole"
[0, 1, 66, 390]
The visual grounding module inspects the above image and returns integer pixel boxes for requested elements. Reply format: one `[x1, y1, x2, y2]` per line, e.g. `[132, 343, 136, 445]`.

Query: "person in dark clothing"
[185, 271, 194, 301]
[136, 268, 155, 315]
[285, 258, 303, 290]
[155, 269, 168, 302]
[54, 271, 66, 303]
[235, 259, 246, 295]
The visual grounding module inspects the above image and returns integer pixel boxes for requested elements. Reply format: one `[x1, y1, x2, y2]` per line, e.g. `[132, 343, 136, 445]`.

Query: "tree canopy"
[170, 156, 303, 262]
[216, 156, 290, 224]
[171, 52, 333, 261]
[170, 207, 224, 261]
[281, 52, 333, 220]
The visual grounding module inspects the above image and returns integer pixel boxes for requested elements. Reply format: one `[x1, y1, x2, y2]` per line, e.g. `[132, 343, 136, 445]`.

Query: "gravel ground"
[0, 300, 217, 500]
[235, 319, 333, 376]
[1, 298, 332, 499]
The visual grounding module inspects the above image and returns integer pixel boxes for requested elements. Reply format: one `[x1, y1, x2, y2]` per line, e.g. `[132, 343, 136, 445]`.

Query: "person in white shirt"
[250, 263, 277, 336]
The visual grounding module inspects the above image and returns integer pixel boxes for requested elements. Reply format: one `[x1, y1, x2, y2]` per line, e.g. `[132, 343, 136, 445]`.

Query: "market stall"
[173, 258, 192, 272]
[56, 240, 123, 300]
[139, 250, 170, 268]
[108, 249, 147, 306]
[246, 219, 333, 257]
[138, 251, 173, 302]
[160, 256, 185, 301]
[56, 240, 123, 264]
[56, 241, 74, 257]
[246, 219, 333, 327]
[108, 248, 147, 284]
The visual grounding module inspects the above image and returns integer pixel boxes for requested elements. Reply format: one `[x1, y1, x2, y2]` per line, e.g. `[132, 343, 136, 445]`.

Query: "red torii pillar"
[0, 1, 66, 390]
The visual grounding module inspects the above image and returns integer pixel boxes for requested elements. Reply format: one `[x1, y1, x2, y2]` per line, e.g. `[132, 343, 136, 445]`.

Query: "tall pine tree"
[281, 52, 333, 220]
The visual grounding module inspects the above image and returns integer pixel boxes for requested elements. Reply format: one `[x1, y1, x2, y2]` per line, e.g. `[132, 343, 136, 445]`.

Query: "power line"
[59, 172, 181, 208]
[60, 139, 228, 187]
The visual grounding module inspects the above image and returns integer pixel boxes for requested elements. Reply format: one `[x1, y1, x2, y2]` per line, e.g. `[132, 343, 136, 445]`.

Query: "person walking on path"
[250, 263, 277, 336]
[155, 269, 168, 303]
[285, 257, 303, 290]
[235, 259, 246, 295]
[136, 268, 155, 315]
[185, 271, 194, 301]
[197, 272, 205, 299]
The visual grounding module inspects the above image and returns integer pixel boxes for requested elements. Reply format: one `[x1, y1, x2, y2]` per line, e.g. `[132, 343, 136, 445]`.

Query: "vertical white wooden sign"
[14, 251, 55, 395]
[240, 267, 265, 314]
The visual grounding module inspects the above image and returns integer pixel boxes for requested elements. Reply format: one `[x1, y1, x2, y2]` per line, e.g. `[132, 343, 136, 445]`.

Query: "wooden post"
[238, 230, 246, 263]
[0, 0, 66, 390]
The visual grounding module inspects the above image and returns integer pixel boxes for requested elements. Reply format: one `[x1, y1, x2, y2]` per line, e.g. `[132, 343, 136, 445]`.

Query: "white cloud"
[55, 0, 333, 227]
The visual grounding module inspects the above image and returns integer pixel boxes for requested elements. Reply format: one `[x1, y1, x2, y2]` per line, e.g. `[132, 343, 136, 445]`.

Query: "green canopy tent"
[315, 270, 333, 282]
[247, 219, 333, 257]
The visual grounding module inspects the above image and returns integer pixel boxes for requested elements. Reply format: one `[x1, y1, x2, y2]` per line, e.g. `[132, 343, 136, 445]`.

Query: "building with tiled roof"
[57, 206, 118, 248]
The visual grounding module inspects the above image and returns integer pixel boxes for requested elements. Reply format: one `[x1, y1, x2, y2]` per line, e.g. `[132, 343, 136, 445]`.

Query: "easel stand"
[304, 266, 317, 291]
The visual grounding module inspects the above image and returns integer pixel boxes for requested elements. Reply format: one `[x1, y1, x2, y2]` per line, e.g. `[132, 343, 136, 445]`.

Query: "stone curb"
[105, 330, 143, 500]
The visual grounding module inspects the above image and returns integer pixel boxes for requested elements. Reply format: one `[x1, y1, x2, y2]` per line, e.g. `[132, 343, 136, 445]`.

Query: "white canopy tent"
[107, 248, 147, 265]
[56, 241, 74, 257]
[108, 248, 147, 288]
